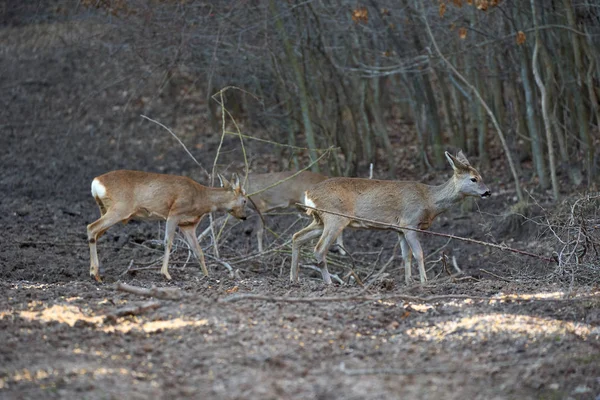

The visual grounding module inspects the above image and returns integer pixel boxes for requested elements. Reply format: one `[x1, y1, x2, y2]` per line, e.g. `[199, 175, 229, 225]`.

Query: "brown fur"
[87, 170, 247, 281]
[291, 151, 491, 285]
[245, 171, 345, 253]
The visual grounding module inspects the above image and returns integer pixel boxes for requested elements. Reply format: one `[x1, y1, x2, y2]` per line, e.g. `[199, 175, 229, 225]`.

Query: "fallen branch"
[339, 360, 532, 376]
[105, 301, 161, 321]
[300, 204, 555, 263]
[221, 292, 488, 304]
[116, 282, 183, 300]
[220, 291, 598, 304]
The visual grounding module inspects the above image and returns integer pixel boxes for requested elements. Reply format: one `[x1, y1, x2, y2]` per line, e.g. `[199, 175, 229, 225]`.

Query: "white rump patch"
[91, 178, 107, 199]
[304, 194, 316, 209]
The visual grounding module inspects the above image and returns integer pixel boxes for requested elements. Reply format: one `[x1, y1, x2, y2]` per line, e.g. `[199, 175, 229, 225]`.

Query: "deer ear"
[217, 174, 231, 189]
[456, 150, 471, 166]
[230, 173, 243, 193]
[445, 151, 468, 172]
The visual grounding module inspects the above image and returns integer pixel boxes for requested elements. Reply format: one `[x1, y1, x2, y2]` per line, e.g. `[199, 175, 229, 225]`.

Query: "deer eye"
[470, 177, 478, 183]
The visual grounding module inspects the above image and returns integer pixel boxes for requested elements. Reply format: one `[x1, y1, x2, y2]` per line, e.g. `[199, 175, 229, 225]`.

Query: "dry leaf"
[351, 7, 368, 24]
[439, 2, 447, 18]
[225, 286, 239, 294]
[452, 0, 463, 7]
[516, 31, 526, 45]
[459, 27, 467, 39]
[476, 0, 488, 11]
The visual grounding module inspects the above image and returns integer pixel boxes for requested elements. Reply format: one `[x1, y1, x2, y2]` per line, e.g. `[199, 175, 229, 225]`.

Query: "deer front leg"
[161, 217, 179, 280]
[398, 233, 413, 285]
[404, 230, 427, 284]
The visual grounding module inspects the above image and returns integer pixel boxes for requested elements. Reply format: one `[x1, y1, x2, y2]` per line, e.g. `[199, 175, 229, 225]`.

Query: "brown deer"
[245, 171, 345, 254]
[291, 151, 491, 284]
[87, 170, 247, 281]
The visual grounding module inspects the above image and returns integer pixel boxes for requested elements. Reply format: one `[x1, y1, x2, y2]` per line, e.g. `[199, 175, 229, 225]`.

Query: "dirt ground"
[1, 8, 599, 400]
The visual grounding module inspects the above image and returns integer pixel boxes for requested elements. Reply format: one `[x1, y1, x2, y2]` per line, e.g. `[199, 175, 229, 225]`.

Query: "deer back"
[305, 178, 434, 228]
[247, 171, 328, 212]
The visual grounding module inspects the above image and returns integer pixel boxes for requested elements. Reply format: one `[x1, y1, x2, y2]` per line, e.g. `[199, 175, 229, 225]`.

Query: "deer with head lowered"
[245, 170, 345, 254]
[87, 170, 247, 281]
[291, 151, 491, 285]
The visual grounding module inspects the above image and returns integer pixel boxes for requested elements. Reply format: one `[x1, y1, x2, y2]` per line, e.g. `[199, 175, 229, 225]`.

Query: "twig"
[115, 282, 183, 300]
[451, 255, 462, 274]
[479, 268, 512, 282]
[106, 301, 161, 320]
[301, 265, 344, 285]
[300, 204, 555, 263]
[140, 115, 209, 178]
[203, 253, 235, 278]
[119, 259, 135, 276]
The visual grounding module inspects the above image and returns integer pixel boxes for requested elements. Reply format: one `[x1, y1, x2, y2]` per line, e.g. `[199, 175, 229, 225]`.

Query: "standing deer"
[87, 170, 247, 281]
[291, 151, 491, 284]
[245, 171, 345, 254]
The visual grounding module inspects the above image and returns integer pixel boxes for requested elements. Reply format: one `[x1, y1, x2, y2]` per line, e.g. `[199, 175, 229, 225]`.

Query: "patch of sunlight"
[406, 313, 599, 342]
[0, 365, 147, 390]
[13, 283, 52, 290]
[104, 317, 209, 333]
[20, 305, 105, 327]
[408, 303, 434, 312]
[12, 304, 208, 333]
[444, 290, 600, 308]
[494, 291, 594, 301]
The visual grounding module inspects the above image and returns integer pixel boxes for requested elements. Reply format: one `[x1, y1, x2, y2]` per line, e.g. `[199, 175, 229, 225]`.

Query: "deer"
[87, 170, 247, 282]
[290, 151, 491, 285]
[244, 170, 345, 254]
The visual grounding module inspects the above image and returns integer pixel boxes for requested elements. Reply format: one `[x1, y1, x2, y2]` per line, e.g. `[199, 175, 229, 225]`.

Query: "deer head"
[217, 173, 248, 220]
[446, 151, 491, 198]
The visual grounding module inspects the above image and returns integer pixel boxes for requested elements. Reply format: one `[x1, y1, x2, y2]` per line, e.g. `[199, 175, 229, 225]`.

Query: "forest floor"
[1, 9, 599, 400]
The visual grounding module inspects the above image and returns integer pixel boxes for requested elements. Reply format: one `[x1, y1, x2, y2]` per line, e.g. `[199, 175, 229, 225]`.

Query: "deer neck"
[203, 187, 234, 212]
[429, 176, 463, 215]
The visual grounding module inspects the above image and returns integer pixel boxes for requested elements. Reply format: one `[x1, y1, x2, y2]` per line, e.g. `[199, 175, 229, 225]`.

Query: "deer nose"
[481, 190, 491, 198]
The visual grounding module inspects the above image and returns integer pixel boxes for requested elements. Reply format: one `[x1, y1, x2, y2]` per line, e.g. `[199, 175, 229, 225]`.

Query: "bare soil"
[1, 9, 599, 400]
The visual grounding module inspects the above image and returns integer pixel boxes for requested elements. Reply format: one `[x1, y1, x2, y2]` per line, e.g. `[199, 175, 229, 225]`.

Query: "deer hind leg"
[291, 219, 323, 282]
[330, 233, 347, 256]
[86, 207, 130, 282]
[404, 230, 426, 283]
[160, 216, 179, 280]
[180, 223, 209, 277]
[398, 233, 413, 284]
[314, 218, 348, 285]
[255, 214, 266, 253]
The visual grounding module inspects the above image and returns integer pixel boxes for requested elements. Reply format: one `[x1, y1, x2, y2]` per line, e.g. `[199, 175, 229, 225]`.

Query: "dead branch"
[221, 291, 488, 304]
[300, 204, 555, 263]
[220, 290, 598, 304]
[115, 282, 183, 300]
[479, 268, 512, 282]
[105, 301, 161, 321]
[339, 360, 532, 376]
